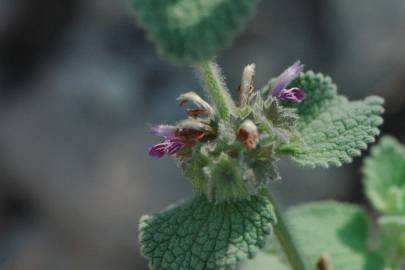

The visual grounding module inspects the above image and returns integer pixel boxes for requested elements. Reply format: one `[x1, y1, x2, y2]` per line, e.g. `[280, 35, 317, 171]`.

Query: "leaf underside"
[139, 195, 276, 270]
[286, 72, 384, 168]
[132, 0, 259, 64]
[241, 201, 385, 270]
[363, 136, 405, 215]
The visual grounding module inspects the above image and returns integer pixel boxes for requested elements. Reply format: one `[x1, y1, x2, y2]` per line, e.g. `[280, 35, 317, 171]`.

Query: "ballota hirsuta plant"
[130, 0, 405, 269]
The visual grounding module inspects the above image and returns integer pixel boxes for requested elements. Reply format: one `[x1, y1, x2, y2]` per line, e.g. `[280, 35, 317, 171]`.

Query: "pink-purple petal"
[277, 87, 305, 103]
[148, 138, 185, 158]
[271, 61, 304, 97]
[149, 142, 168, 159]
[166, 144, 183, 155]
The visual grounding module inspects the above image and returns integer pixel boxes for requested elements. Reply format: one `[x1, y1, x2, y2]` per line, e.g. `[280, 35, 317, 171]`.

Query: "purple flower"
[149, 125, 186, 158]
[149, 138, 185, 159]
[271, 61, 304, 97]
[277, 87, 305, 103]
[150, 125, 177, 138]
[149, 142, 168, 159]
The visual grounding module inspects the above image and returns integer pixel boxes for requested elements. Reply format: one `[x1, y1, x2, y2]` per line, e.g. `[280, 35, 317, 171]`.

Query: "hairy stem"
[267, 192, 308, 270]
[195, 61, 235, 120]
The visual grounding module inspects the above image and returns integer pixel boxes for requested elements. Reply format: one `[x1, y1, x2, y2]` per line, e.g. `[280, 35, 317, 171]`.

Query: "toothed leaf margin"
[282, 72, 384, 168]
[139, 195, 276, 270]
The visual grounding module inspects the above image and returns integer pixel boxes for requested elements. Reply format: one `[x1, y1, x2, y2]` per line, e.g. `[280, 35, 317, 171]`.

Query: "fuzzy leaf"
[239, 251, 288, 270]
[139, 195, 276, 270]
[132, 0, 259, 64]
[283, 72, 384, 167]
[363, 136, 405, 215]
[286, 201, 384, 270]
[378, 215, 405, 268]
[240, 201, 384, 270]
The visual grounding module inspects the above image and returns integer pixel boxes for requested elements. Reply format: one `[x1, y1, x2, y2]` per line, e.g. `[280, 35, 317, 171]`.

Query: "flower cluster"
[148, 62, 306, 202]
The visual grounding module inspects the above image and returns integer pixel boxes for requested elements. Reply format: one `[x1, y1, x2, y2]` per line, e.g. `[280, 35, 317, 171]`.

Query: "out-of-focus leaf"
[378, 215, 405, 268]
[132, 0, 259, 64]
[286, 201, 384, 270]
[363, 136, 405, 215]
[239, 251, 288, 270]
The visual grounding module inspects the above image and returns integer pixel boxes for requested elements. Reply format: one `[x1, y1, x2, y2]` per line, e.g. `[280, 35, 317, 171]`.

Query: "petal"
[166, 143, 184, 155]
[150, 125, 177, 138]
[271, 61, 304, 97]
[177, 92, 214, 116]
[148, 142, 169, 159]
[166, 138, 185, 155]
[278, 87, 305, 103]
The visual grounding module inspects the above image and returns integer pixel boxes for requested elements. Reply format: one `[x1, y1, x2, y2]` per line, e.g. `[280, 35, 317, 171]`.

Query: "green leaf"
[139, 195, 276, 270]
[285, 201, 384, 270]
[378, 215, 405, 268]
[241, 201, 385, 270]
[239, 251, 288, 270]
[132, 0, 259, 64]
[363, 136, 405, 215]
[284, 71, 384, 168]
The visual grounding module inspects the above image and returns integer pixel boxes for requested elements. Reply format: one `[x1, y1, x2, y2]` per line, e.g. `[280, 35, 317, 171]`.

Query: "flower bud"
[177, 91, 214, 117]
[236, 119, 259, 149]
[239, 63, 255, 106]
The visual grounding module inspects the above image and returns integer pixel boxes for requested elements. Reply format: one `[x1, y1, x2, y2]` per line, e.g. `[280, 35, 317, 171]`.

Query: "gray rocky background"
[0, 0, 404, 269]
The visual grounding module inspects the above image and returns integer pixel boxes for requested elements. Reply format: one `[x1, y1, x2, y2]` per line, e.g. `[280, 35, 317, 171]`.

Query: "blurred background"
[0, 0, 404, 269]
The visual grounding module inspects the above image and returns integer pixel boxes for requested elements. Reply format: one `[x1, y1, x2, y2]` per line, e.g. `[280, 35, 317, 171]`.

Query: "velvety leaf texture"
[139, 195, 276, 270]
[363, 136, 405, 215]
[286, 72, 384, 168]
[132, 0, 259, 63]
[285, 201, 384, 270]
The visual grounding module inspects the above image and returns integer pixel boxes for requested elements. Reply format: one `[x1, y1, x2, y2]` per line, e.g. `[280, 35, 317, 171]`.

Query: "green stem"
[195, 61, 236, 120]
[267, 192, 308, 270]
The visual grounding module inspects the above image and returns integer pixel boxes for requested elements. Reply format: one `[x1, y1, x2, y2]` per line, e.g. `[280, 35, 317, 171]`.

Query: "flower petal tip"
[150, 125, 177, 138]
[271, 61, 305, 97]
